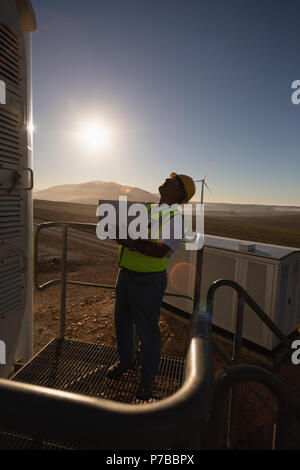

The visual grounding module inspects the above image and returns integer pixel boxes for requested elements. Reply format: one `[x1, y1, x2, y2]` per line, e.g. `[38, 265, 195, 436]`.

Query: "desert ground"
[32, 199, 300, 450]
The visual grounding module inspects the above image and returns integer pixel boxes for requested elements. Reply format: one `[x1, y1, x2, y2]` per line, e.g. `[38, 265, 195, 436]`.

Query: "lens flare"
[169, 262, 195, 293]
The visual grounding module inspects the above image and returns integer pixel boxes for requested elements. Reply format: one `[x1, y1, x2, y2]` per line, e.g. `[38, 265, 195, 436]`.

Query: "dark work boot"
[135, 379, 155, 400]
[106, 359, 136, 380]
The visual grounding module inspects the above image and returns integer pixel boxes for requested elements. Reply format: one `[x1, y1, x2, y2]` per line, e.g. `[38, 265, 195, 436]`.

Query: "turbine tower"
[194, 174, 214, 204]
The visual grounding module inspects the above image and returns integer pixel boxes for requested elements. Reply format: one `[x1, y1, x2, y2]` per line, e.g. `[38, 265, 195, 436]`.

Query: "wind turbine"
[194, 174, 214, 204]
[189, 175, 215, 312]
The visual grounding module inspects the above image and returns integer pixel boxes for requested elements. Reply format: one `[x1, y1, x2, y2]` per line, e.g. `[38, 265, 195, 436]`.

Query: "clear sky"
[31, 0, 300, 205]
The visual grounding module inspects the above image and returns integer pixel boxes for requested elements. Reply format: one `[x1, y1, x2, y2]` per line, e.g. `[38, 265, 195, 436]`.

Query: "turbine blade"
[204, 182, 216, 200]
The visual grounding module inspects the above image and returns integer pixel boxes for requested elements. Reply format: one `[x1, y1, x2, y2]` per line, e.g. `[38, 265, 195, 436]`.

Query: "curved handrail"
[206, 365, 300, 450]
[206, 279, 290, 347]
[0, 310, 214, 450]
[205, 278, 294, 449]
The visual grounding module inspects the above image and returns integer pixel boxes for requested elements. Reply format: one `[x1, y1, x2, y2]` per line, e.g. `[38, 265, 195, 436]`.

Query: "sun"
[78, 122, 110, 150]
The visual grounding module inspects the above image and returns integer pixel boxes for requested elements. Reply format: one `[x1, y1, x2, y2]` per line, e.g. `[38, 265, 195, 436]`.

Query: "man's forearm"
[135, 239, 169, 258]
[117, 238, 170, 258]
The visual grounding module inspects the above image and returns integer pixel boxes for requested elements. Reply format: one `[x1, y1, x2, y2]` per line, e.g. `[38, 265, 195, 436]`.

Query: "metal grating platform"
[0, 338, 185, 449]
[10, 338, 185, 402]
[0, 427, 77, 450]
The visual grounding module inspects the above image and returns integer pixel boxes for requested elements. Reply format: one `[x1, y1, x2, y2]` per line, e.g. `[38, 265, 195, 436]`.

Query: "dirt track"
[37, 225, 119, 255]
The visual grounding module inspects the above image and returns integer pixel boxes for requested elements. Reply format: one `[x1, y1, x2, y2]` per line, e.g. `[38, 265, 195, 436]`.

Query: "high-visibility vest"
[118, 204, 182, 273]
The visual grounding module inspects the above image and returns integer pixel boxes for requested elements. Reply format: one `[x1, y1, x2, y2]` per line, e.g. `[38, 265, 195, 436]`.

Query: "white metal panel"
[0, 22, 22, 97]
[241, 261, 268, 347]
[164, 242, 196, 314]
[0, 253, 25, 377]
[164, 232, 300, 351]
[14, 31, 33, 365]
[264, 262, 277, 350]
[275, 258, 300, 337]
[259, 255, 300, 350]
[0, 190, 23, 240]
[200, 248, 238, 331]
[277, 264, 289, 333]
[287, 260, 300, 332]
[0, 104, 23, 168]
[205, 234, 300, 260]
[0, 1, 33, 377]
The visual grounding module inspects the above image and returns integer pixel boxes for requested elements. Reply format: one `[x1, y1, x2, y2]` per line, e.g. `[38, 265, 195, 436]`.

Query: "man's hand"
[115, 224, 135, 248]
[114, 223, 128, 247]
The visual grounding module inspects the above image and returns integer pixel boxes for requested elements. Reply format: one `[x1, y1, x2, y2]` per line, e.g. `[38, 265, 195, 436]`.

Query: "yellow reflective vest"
[118, 204, 182, 273]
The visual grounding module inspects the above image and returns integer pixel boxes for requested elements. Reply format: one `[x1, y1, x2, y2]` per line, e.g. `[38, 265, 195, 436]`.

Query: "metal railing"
[34, 222, 117, 337]
[34, 221, 196, 336]
[0, 308, 214, 449]
[206, 364, 300, 450]
[205, 279, 296, 449]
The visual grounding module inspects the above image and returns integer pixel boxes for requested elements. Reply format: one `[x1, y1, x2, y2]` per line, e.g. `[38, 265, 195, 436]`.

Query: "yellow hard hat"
[170, 172, 196, 203]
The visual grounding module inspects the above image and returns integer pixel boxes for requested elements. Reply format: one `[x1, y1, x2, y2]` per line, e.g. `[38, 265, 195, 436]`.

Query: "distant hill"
[33, 180, 300, 213]
[33, 180, 159, 204]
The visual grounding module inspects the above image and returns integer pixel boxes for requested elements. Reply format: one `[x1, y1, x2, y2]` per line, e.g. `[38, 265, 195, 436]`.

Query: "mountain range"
[33, 180, 300, 213]
[33, 180, 159, 204]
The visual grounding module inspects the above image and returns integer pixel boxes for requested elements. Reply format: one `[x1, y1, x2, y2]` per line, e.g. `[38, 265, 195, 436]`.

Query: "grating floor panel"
[0, 338, 185, 450]
[10, 338, 185, 403]
[0, 426, 77, 450]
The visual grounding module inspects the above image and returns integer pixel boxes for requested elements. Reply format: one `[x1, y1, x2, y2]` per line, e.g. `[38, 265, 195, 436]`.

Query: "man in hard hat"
[107, 173, 196, 400]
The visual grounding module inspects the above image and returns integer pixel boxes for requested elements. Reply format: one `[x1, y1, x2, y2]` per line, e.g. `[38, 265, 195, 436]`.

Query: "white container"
[0, 0, 36, 378]
[164, 234, 300, 350]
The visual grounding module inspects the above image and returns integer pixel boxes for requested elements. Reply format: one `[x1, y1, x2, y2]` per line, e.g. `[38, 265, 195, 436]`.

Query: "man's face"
[159, 177, 185, 204]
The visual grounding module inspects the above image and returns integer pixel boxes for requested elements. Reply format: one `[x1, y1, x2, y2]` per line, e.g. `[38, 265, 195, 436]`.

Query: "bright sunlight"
[78, 122, 111, 150]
